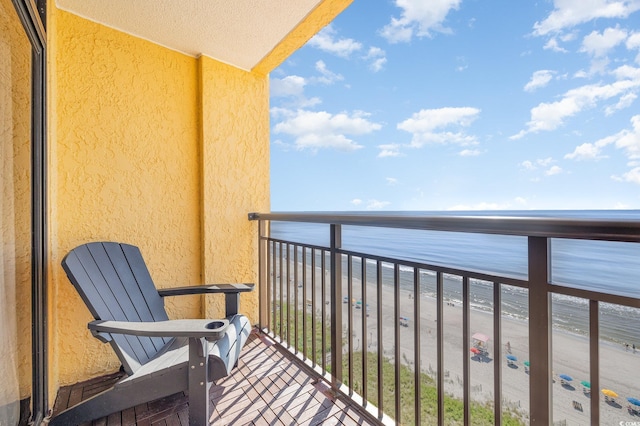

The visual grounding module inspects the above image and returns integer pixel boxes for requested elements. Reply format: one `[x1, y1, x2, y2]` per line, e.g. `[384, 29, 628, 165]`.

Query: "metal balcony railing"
[249, 212, 640, 425]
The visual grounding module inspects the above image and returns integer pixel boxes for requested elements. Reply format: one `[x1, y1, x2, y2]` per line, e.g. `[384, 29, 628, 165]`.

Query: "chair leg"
[189, 337, 211, 426]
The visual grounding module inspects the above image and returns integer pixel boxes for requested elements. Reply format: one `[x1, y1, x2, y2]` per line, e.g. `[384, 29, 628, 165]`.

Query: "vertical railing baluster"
[271, 240, 276, 336]
[528, 236, 552, 424]
[590, 299, 600, 425]
[258, 220, 267, 330]
[394, 264, 401, 424]
[303, 247, 308, 359]
[311, 248, 317, 366]
[362, 257, 368, 406]
[437, 271, 444, 426]
[493, 282, 502, 426]
[330, 224, 343, 387]
[321, 250, 327, 373]
[377, 261, 384, 418]
[279, 242, 284, 339]
[348, 255, 353, 395]
[294, 244, 298, 353]
[414, 268, 421, 426]
[462, 276, 470, 426]
[286, 243, 291, 348]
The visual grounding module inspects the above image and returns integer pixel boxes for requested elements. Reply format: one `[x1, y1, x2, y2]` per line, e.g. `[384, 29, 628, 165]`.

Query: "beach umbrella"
[506, 354, 517, 361]
[524, 361, 530, 367]
[580, 380, 590, 388]
[470, 347, 480, 354]
[602, 389, 618, 398]
[627, 397, 640, 406]
[559, 374, 573, 382]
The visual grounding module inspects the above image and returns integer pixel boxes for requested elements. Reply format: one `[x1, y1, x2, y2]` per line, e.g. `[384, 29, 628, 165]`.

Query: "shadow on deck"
[52, 329, 380, 425]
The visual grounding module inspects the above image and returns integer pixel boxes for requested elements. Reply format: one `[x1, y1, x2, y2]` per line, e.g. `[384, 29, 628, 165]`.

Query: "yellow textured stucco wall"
[49, 7, 202, 389]
[199, 56, 269, 322]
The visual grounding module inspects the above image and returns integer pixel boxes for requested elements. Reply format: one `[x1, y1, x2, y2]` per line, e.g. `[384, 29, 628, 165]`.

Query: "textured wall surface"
[199, 56, 270, 322]
[49, 7, 202, 388]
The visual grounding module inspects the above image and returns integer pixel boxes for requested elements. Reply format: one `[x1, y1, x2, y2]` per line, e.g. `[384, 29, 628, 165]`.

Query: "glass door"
[0, 0, 33, 423]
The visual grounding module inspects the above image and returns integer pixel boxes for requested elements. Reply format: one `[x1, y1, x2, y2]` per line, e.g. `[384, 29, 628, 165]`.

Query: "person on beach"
[506, 341, 511, 354]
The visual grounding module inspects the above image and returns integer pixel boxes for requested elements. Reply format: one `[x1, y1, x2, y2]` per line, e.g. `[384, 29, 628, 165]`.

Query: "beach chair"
[50, 242, 254, 426]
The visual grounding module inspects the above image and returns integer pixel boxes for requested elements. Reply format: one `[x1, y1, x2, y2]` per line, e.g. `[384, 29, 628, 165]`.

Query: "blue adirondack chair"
[50, 242, 254, 426]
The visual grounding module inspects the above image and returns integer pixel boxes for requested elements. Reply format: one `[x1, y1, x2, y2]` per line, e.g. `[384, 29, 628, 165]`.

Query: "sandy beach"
[277, 268, 640, 425]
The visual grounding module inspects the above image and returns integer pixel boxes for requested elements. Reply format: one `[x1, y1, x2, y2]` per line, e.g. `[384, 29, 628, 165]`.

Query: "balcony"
[248, 212, 640, 425]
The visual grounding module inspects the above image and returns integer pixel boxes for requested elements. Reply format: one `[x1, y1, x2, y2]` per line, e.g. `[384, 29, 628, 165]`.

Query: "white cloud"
[519, 160, 562, 177]
[378, 143, 403, 158]
[270, 76, 321, 108]
[351, 199, 363, 206]
[564, 142, 609, 160]
[580, 26, 628, 57]
[459, 149, 481, 156]
[569, 115, 640, 181]
[543, 38, 569, 52]
[511, 65, 640, 139]
[364, 47, 387, 72]
[533, 0, 640, 36]
[619, 167, 640, 183]
[365, 199, 391, 210]
[308, 25, 362, 57]
[386, 177, 398, 185]
[521, 160, 536, 170]
[610, 114, 640, 159]
[381, 0, 462, 43]
[313, 61, 344, 85]
[545, 165, 563, 175]
[273, 109, 382, 151]
[271, 75, 306, 98]
[524, 70, 556, 92]
[398, 107, 481, 147]
[628, 32, 640, 49]
[605, 92, 637, 114]
[515, 197, 528, 206]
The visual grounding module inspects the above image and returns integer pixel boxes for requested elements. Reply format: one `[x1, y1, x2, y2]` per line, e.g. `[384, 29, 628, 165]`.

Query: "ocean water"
[270, 210, 640, 346]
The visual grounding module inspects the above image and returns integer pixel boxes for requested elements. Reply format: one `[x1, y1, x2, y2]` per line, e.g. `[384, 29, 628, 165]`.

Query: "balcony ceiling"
[55, 0, 324, 71]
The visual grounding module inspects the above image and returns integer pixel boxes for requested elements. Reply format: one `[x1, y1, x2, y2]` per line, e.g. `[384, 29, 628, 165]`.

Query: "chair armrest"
[157, 283, 254, 297]
[88, 319, 229, 342]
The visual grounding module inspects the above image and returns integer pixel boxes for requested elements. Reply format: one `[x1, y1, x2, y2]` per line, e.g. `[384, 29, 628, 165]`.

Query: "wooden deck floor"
[52, 330, 380, 425]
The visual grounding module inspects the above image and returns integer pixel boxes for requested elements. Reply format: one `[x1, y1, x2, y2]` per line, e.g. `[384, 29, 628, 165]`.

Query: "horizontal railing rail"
[249, 212, 640, 426]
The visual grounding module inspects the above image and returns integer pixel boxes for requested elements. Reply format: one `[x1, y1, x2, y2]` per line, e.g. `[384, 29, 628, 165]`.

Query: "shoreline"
[278, 268, 640, 425]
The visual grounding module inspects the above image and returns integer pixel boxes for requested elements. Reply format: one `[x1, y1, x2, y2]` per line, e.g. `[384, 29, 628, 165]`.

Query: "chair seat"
[117, 314, 250, 388]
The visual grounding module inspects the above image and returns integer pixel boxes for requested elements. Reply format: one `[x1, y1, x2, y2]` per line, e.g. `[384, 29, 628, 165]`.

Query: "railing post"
[528, 236, 552, 424]
[330, 224, 343, 389]
[258, 219, 269, 329]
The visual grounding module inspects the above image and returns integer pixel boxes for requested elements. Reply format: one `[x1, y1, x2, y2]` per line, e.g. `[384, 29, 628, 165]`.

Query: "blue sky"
[269, 0, 640, 211]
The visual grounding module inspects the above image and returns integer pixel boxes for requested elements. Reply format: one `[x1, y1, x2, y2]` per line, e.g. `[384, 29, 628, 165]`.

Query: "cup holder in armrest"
[205, 320, 227, 330]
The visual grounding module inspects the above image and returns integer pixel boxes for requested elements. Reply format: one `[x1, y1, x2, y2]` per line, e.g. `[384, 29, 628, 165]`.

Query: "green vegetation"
[273, 302, 525, 425]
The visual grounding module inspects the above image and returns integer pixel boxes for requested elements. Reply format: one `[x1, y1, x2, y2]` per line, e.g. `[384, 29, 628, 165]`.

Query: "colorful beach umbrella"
[602, 389, 618, 398]
[524, 361, 530, 367]
[506, 354, 517, 361]
[559, 374, 573, 382]
[581, 380, 590, 388]
[627, 397, 640, 406]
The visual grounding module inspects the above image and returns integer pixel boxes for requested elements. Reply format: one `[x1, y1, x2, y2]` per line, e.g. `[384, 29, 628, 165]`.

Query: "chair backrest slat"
[62, 242, 172, 374]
